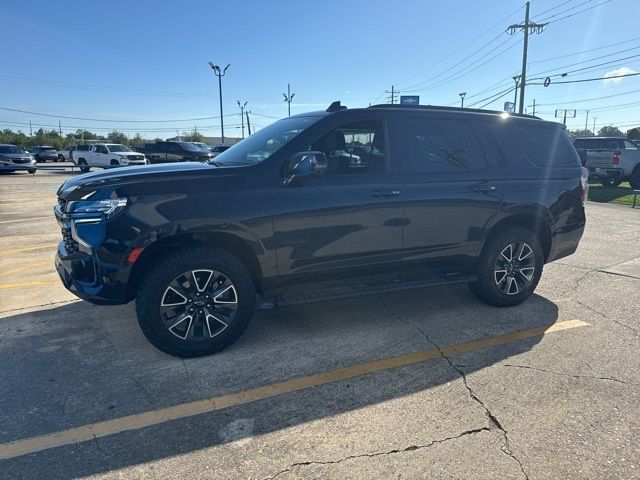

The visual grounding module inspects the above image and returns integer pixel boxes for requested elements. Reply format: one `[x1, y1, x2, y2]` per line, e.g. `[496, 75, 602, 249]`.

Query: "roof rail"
[367, 104, 539, 119]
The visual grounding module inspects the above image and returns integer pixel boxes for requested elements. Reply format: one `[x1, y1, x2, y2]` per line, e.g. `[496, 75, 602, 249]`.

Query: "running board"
[258, 273, 476, 309]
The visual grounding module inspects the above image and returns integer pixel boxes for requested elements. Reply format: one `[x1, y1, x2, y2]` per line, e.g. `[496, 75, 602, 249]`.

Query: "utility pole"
[237, 100, 248, 138]
[459, 92, 466, 108]
[593, 117, 597, 136]
[386, 86, 398, 104]
[208, 61, 231, 144]
[508, 1, 547, 114]
[532, 99, 536, 116]
[282, 84, 295, 117]
[245, 111, 251, 136]
[555, 109, 576, 126]
[584, 110, 590, 134]
[513, 75, 520, 112]
[58, 120, 62, 136]
[29, 120, 33, 136]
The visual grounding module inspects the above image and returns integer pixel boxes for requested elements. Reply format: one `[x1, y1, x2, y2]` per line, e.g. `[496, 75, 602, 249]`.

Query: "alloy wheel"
[160, 269, 238, 340]
[493, 241, 535, 296]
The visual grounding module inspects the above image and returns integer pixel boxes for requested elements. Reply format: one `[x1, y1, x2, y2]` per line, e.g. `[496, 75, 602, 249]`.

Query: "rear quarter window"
[495, 123, 579, 168]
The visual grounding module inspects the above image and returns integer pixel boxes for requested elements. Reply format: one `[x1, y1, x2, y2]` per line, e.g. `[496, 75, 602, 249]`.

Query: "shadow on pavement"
[0, 284, 558, 479]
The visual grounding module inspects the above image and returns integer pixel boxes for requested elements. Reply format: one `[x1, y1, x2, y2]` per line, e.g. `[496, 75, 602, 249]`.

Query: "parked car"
[573, 136, 640, 187]
[137, 141, 214, 164]
[0, 144, 36, 174]
[54, 103, 586, 357]
[58, 146, 76, 162]
[71, 143, 147, 172]
[31, 146, 59, 162]
[210, 144, 231, 157]
[632, 139, 640, 148]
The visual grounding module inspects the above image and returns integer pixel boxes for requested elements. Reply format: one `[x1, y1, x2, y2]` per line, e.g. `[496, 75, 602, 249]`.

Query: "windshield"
[212, 116, 320, 166]
[107, 145, 131, 153]
[178, 142, 202, 152]
[0, 145, 23, 154]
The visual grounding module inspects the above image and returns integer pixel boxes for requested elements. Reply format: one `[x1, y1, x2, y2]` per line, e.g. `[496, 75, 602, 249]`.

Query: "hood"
[58, 162, 220, 195]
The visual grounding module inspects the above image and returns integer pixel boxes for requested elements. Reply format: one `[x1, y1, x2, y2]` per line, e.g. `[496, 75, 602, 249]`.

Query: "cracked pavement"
[1, 171, 639, 479]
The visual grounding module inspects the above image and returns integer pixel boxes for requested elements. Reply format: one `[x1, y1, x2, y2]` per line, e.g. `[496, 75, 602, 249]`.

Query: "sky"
[2, 0, 639, 139]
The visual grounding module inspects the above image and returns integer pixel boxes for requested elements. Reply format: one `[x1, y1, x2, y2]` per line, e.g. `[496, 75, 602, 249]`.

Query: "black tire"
[28, 169, 36, 174]
[78, 159, 90, 173]
[110, 159, 119, 167]
[468, 226, 543, 307]
[135, 247, 256, 357]
[599, 176, 622, 187]
[629, 166, 640, 190]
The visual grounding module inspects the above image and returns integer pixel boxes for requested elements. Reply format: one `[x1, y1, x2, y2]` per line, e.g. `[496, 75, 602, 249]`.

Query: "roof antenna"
[326, 101, 347, 113]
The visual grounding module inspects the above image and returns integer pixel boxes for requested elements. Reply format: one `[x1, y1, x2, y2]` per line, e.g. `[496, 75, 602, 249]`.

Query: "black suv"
[138, 141, 214, 164]
[54, 104, 586, 357]
[31, 146, 59, 162]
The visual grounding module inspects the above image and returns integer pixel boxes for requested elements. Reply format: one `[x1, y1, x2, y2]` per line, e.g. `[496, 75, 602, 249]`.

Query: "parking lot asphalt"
[0, 167, 639, 480]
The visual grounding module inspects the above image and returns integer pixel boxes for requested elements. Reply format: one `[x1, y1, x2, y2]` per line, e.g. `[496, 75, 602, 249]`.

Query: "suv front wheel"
[135, 247, 255, 357]
[468, 226, 543, 307]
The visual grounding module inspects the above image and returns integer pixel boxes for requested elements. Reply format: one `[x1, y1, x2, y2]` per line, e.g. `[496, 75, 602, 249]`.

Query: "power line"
[467, 85, 516, 108]
[536, 87, 640, 106]
[394, 4, 524, 88]
[543, 0, 612, 24]
[0, 106, 241, 123]
[537, 0, 595, 22]
[529, 46, 640, 77]
[532, 71, 640, 85]
[528, 36, 640, 64]
[532, 0, 574, 19]
[404, 37, 522, 93]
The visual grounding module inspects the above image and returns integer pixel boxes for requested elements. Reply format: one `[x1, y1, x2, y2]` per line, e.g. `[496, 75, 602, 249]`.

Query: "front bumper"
[54, 205, 131, 305]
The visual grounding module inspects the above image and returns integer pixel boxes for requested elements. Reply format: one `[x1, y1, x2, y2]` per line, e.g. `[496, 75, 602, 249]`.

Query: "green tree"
[568, 129, 593, 137]
[597, 125, 623, 137]
[130, 133, 145, 146]
[627, 127, 640, 140]
[181, 130, 205, 143]
[107, 130, 128, 144]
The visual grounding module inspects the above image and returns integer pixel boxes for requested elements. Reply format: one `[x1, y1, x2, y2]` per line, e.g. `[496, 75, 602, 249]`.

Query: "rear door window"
[496, 123, 579, 168]
[399, 117, 488, 173]
[624, 140, 638, 150]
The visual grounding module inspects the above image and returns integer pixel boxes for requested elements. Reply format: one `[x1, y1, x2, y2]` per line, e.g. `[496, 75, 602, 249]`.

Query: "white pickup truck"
[573, 136, 640, 188]
[72, 143, 147, 172]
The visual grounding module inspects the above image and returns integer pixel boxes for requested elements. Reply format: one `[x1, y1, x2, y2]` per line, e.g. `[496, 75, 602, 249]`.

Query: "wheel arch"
[484, 211, 553, 262]
[126, 230, 265, 301]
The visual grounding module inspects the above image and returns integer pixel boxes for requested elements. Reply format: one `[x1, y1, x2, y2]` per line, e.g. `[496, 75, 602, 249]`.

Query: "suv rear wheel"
[78, 159, 90, 173]
[135, 247, 255, 357]
[468, 226, 543, 307]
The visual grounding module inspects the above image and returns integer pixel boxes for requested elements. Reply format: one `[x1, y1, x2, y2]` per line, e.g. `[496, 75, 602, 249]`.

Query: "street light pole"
[459, 92, 466, 108]
[208, 61, 230, 144]
[237, 100, 248, 139]
[513, 75, 520, 112]
[593, 117, 597, 136]
[283, 83, 295, 116]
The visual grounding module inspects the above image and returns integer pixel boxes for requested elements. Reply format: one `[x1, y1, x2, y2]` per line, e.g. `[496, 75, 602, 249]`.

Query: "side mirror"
[285, 151, 327, 185]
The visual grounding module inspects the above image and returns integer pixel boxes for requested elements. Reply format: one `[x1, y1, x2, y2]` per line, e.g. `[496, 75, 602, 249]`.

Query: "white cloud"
[603, 66, 638, 83]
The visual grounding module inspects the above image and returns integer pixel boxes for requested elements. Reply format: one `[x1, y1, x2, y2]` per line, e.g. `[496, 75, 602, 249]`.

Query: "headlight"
[67, 198, 127, 219]
[29, 156, 36, 163]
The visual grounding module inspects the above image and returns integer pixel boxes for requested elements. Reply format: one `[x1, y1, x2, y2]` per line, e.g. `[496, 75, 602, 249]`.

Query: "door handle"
[470, 184, 496, 193]
[371, 189, 401, 198]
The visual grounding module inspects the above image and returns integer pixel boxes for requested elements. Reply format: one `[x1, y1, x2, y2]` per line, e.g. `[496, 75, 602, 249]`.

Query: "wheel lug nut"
[206, 304, 211, 308]
[199, 310, 203, 314]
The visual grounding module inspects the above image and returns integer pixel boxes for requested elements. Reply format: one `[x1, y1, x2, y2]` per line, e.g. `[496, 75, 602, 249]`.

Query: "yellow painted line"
[0, 216, 53, 225]
[0, 261, 53, 277]
[0, 279, 59, 289]
[0, 243, 57, 257]
[0, 319, 589, 460]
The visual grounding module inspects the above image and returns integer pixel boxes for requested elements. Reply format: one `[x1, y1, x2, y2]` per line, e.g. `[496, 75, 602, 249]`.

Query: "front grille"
[11, 158, 30, 164]
[128, 155, 144, 161]
[58, 196, 67, 211]
[61, 226, 79, 254]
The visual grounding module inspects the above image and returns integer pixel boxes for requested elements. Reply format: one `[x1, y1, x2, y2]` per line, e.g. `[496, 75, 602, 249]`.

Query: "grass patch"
[587, 179, 637, 206]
